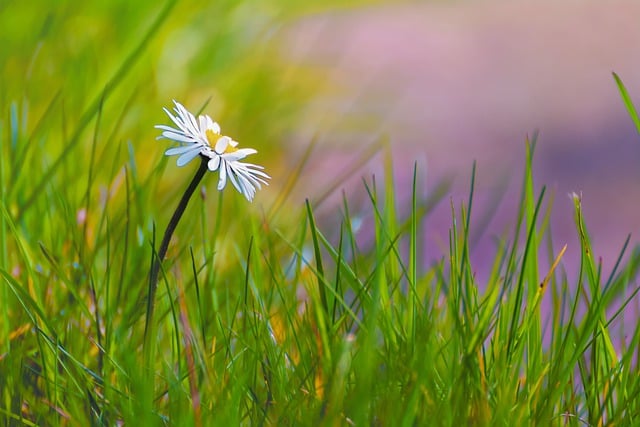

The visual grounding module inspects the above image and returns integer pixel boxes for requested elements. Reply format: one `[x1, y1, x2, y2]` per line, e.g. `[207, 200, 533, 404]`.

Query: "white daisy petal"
[198, 115, 209, 134]
[176, 148, 204, 166]
[208, 155, 221, 171]
[222, 148, 257, 161]
[155, 124, 182, 132]
[240, 168, 265, 189]
[160, 131, 197, 143]
[165, 107, 190, 133]
[186, 111, 200, 134]
[240, 177, 257, 201]
[237, 171, 256, 201]
[245, 167, 271, 181]
[235, 162, 263, 170]
[214, 136, 230, 154]
[229, 163, 260, 197]
[206, 116, 220, 134]
[175, 102, 200, 135]
[248, 173, 269, 189]
[242, 179, 257, 201]
[243, 171, 263, 189]
[165, 145, 202, 156]
[217, 159, 228, 190]
[226, 163, 243, 193]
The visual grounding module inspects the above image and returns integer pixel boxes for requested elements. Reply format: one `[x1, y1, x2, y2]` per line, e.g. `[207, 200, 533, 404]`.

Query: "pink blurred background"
[283, 0, 640, 280]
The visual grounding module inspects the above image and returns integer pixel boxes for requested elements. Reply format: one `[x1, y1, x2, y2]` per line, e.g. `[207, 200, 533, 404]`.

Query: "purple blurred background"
[283, 0, 640, 280]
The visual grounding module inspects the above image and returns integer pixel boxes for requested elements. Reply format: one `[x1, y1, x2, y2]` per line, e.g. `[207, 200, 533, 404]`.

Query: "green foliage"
[2, 1, 640, 426]
[613, 72, 640, 138]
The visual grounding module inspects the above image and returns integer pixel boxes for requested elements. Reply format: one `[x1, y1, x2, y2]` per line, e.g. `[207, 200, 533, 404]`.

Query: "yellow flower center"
[205, 129, 238, 154]
[205, 129, 219, 143]
[206, 129, 239, 154]
[224, 143, 238, 154]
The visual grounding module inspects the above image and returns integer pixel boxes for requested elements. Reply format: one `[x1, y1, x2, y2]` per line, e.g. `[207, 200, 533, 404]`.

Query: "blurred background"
[2, 0, 640, 277]
[283, 0, 640, 277]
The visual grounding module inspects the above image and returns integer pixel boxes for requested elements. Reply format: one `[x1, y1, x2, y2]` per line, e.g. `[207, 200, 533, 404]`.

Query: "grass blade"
[613, 72, 640, 137]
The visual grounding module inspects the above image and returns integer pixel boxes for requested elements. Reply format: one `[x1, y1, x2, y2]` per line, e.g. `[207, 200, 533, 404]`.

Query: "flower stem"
[144, 156, 208, 346]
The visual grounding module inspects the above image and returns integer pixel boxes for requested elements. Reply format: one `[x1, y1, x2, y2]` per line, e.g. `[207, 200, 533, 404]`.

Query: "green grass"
[3, 1, 640, 425]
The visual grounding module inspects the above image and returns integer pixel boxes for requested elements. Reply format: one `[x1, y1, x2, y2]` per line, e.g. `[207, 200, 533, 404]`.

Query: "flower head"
[156, 100, 270, 201]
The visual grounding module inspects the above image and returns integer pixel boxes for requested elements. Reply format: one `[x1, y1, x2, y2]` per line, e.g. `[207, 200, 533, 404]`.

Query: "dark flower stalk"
[144, 157, 208, 345]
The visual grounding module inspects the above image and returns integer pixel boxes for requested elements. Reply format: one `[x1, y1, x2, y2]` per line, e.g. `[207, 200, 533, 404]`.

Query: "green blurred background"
[0, 0, 396, 275]
[0, 0, 380, 216]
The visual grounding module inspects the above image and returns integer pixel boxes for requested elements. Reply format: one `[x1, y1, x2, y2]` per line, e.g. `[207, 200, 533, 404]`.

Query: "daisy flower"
[156, 100, 270, 201]
[204, 136, 270, 202]
[155, 100, 215, 166]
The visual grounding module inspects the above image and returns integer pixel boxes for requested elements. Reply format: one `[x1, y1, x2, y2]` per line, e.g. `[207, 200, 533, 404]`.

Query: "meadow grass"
[3, 1, 640, 426]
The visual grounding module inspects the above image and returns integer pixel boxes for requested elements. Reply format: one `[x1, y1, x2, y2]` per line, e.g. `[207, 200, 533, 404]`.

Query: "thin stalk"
[144, 157, 208, 345]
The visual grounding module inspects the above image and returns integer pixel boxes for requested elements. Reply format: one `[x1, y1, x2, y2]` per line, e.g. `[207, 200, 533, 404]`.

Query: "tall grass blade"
[613, 72, 640, 138]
